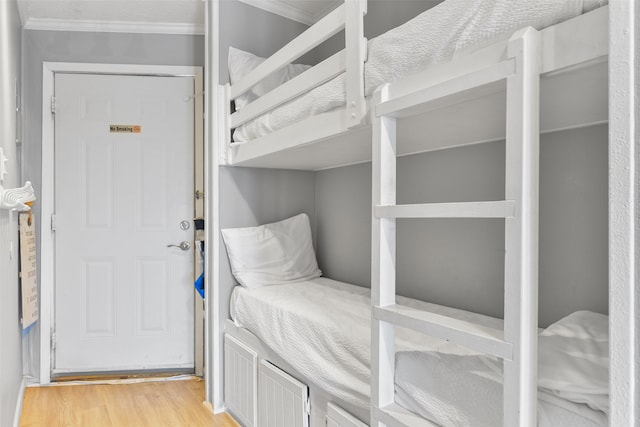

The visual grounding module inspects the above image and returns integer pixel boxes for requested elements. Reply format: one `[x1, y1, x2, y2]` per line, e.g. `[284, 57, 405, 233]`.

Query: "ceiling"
[16, 0, 342, 35]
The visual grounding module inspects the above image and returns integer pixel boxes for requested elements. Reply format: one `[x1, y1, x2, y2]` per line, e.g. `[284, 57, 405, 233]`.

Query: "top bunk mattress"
[232, 0, 608, 143]
[229, 277, 608, 426]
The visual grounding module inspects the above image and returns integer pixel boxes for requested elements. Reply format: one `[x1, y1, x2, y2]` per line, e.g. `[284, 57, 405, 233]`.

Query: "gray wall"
[218, 0, 316, 83]
[218, 166, 316, 322]
[316, 162, 371, 287]
[219, 166, 317, 231]
[22, 29, 205, 208]
[0, 1, 25, 425]
[316, 125, 608, 327]
[316, 0, 441, 58]
[21, 29, 204, 379]
[363, 0, 442, 39]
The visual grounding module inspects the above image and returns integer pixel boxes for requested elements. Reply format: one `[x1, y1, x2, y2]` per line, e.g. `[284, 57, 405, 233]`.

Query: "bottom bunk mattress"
[229, 277, 607, 426]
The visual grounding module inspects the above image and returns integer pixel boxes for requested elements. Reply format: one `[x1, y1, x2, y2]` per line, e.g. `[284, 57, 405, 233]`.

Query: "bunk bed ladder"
[371, 28, 540, 427]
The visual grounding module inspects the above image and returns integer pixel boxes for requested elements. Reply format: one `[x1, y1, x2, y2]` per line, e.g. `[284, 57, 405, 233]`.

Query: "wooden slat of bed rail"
[374, 304, 512, 360]
[230, 4, 346, 100]
[231, 50, 347, 128]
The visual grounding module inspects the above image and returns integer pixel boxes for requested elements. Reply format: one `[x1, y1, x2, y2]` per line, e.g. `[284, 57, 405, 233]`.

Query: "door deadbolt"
[167, 241, 191, 251]
[179, 220, 191, 230]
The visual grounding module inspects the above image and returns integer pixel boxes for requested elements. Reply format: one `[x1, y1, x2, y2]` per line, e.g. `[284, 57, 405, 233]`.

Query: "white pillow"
[228, 46, 311, 110]
[538, 311, 609, 414]
[221, 213, 321, 288]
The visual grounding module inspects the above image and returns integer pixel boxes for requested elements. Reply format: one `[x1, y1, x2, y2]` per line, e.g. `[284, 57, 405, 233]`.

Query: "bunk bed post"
[211, 88, 229, 412]
[503, 27, 540, 427]
[204, 0, 218, 409]
[608, 1, 639, 425]
[371, 84, 397, 427]
[345, 0, 367, 129]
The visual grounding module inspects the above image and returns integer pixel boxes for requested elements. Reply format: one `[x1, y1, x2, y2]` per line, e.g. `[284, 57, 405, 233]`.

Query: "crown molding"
[23, 18, 205, 35]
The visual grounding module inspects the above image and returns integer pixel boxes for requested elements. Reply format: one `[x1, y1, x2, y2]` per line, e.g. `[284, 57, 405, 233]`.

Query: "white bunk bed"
[212, 1, 610, 426]
[219, 0, 608, 171]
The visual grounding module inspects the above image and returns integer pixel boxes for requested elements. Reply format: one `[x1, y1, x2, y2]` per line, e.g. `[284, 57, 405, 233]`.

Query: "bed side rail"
[225, 0, 367, 162]
[231, 49, 348, 129]
[230, 3, 347, 102]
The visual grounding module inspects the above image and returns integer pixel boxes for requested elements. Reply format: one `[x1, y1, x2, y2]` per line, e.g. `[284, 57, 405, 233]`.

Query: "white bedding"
[229, 278, 607, 426]
[232, 0, 607, 143]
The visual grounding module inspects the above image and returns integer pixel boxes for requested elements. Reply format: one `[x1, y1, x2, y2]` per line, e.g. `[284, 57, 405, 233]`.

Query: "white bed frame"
[206, 1, 631, 426]
[217, 1, 608, 173]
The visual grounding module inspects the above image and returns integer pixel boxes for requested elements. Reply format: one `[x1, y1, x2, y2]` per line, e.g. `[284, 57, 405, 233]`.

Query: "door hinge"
[50, 96, 56, 114]
[51, 330, 56, 351]
[305, 396, 311, 416]
[50, 214, 56, 232]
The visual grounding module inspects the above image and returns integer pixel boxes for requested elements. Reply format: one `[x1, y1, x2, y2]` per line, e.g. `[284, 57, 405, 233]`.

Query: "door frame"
[40, 62, 203, 384]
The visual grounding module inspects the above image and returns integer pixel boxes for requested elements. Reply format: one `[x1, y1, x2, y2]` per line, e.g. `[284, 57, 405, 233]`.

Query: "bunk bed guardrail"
[222, 0, 367, 166]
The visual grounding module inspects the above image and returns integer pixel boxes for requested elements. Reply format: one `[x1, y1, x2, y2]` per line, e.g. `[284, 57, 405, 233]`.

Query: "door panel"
[54, 73, 194, 374]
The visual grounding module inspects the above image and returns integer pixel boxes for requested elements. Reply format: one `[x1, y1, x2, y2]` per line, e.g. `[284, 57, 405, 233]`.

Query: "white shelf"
[374, 304, 512, 360]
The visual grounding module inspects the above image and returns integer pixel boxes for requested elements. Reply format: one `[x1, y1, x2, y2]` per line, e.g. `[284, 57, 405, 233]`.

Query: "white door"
[53, 73, 195, 374]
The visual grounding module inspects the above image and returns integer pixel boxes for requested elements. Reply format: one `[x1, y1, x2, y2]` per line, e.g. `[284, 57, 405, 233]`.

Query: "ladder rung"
[374, 304, 513, 360]
[375, 403, 439, 427]
[375, 200, 515, 219]
[375, 59, 515, 119]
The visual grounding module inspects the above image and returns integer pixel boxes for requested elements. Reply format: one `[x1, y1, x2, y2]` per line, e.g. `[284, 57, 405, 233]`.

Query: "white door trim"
[40, 62, 203, 385]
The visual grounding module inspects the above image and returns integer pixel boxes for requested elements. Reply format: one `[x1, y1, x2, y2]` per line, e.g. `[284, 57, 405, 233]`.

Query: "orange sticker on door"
[110, 125, 141, 133]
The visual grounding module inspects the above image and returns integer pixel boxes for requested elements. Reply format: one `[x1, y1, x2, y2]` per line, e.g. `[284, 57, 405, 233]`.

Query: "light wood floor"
[20, 377, 238, 427]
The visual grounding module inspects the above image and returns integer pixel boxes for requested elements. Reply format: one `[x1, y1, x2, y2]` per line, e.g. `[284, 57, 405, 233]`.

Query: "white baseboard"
[12, 377, 27, 427]
[212, 405, 228, 415]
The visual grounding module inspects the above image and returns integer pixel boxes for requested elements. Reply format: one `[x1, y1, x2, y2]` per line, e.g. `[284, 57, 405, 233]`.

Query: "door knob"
[167, 241, 191, 251]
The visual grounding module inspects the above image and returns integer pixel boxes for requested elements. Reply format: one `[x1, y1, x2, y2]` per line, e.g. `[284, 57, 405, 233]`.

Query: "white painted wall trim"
[12, 377, 27, 427]
[39, 62, 203, 386]
[204, 0, 223, 411]
[39, 63, 54, 386]
[23, 18, 204, 35]
[204, 0, 214, 407]
[608, 1, 638, 425]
